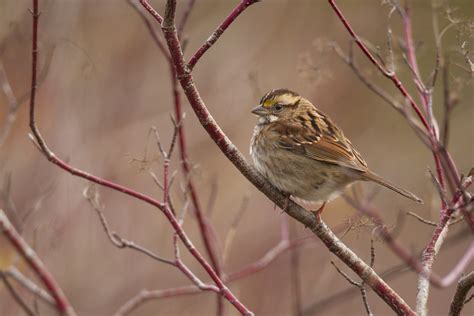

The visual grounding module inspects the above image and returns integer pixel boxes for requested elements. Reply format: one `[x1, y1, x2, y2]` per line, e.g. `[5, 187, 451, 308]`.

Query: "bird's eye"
[274, 104, 283, 111]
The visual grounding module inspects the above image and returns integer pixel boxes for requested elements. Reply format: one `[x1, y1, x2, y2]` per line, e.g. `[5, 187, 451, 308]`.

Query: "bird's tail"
[363, 172, 423, 203]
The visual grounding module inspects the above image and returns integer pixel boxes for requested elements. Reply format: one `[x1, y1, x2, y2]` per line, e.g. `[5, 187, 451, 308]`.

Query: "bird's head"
[251, 88, 303, 124]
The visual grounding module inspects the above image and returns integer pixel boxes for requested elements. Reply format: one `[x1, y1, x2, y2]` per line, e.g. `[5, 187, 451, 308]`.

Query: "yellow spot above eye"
[263, 100, 275, 108]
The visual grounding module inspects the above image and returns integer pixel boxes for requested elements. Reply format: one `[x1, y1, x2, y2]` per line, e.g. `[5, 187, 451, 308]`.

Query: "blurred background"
[0, 0, 473, 315]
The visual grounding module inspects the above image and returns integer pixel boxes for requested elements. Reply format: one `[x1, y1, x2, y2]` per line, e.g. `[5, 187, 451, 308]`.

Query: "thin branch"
[449, 272, 474, 316]
[112, 217, 385, 312]
[28, 2, 249, 314]
[114, 285, 218, 316]
[331, 261, 373, 316]
[129, 3, 226, 313]
[407, 211, 439, 226]
[328, 0, 429, 131]
[0, 209, 74, 315]
[127, 0, 169, 59]
[407, 211, 463, 227]
[83, 185, 174, 265]
[416, 175, 473, 315]
[302, 228, 470, 315]
[1, 272, 35, 316]
[187, 0, 260, 70]
[4, 266, 55, 307]
[441, 59, 459, 148]
[142, 0, 418, 313]
[329, 42, 430, 144]
[345, 193, 474, 289]
[226, 217, 359, 283]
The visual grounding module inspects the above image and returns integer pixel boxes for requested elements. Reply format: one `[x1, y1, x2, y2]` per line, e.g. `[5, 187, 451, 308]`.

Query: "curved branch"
[136, 0, 417, 314]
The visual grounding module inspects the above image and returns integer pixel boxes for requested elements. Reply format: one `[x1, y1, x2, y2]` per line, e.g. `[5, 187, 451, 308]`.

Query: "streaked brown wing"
[272, 112, 368, 173]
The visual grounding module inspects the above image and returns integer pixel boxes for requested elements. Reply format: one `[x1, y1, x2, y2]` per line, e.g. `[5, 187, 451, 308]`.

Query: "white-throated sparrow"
[250, 88, 422, 205]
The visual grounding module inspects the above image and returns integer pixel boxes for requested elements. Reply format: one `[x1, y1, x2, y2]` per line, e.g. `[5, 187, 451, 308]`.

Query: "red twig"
[328, 0, 429, 131]
[397, 4, 453, 202]
[0, 210, 74, 315]
[327, 3, 472, 311]
[114, 234, 316, 315]
[145, 0, 417, 312]
[170, 64, 223, 290]
[187, 0, 260, 70]
[130, 1, 224, 312]
[345, 194, 474, 288]
[417, 176, 473, 314]
[29, 1, 250, 315]
[400, 6, 430, 111]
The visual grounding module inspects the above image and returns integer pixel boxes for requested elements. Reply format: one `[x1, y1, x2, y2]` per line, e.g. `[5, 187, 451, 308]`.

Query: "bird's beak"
[251, 105, 268, 116]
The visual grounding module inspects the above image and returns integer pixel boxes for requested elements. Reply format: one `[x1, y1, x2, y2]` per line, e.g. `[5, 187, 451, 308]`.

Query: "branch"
[327, 1, 470, 227]
[115, 285, 214, 316]
[129, 2, 225, 313]
[187, 0, 260, 70]
[329, 42, 431, 145]
[0, 209, 74, 315]
[331, 260, 373, 316]
[1, 272, 35, 316]
[449, 272, 474, 316]
[83, 185, 174, 265]
[28, 1, 250, 314]
[345, 191, 474, 290]
[3, 266, 55, 307]
[138, 0, 417, 314]
[327, 0, 429, 131]
[330, 240, 375, 316]
[114, 217, 358, 313]
[302, 228, 471, 315]
[417, 175, 473, 315]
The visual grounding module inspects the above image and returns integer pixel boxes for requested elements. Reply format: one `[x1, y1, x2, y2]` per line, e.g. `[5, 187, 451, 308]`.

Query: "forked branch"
[139, 0, 416, 314]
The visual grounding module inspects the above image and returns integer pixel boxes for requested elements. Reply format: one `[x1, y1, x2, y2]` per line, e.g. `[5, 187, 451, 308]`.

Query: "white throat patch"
[259, 115, 278, 125]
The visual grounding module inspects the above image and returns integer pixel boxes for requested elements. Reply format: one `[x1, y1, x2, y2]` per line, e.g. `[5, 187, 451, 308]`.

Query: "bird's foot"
[312, 201, 327, 222]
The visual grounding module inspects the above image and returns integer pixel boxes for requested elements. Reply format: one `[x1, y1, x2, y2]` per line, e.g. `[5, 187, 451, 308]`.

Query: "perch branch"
[135, 0, 419, 314]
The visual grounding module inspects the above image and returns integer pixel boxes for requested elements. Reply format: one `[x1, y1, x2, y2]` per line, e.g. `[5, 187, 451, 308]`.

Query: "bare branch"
[302, 228, 470, 315]
[449, 272, 474, 316]
[331, 260, 373, 316]
[0, 209, 74, 315]
[1, 272, 35, 316]
[4, 266, 55, 307]
[83, 185, 174, 265]
[187, 0, 260, 70]
[114, 285, 218, 316]
[141, 0, 420, 313]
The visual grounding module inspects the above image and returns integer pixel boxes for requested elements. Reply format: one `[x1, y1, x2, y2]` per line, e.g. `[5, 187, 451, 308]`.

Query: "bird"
[250, 88, 422, 211]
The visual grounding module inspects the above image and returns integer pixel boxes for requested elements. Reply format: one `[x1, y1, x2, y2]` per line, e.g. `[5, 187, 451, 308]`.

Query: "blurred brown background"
[0, 0, 473, 315]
